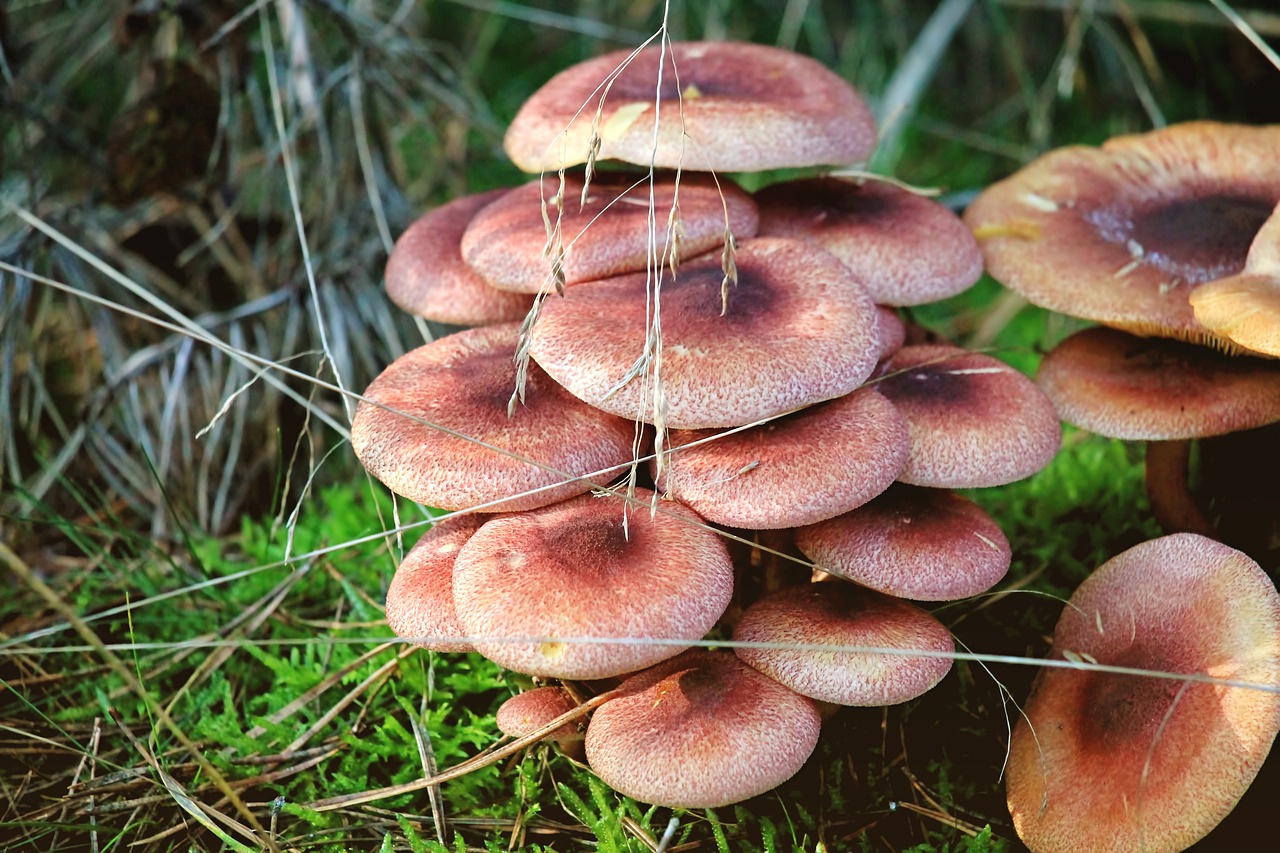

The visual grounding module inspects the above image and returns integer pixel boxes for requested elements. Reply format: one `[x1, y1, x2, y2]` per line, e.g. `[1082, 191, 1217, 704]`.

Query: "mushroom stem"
[1145, 439, 1215, 537]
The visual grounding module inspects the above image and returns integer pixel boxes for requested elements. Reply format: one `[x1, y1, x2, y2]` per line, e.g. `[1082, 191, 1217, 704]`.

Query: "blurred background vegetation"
[1, 1, 1278, 850]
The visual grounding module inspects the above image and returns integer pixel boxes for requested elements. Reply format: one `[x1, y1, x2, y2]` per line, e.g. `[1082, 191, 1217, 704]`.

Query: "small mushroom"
[584, 649, 822, 808]
[732, 581, 955, 706]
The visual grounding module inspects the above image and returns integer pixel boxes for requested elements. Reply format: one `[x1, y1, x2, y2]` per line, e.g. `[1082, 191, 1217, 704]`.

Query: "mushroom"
[460, 171, 758, 293]
[496, 686, 585, 750]
[528, 237, 881, 429]
[795, 484, 1011, 601]
[583, 649, 822, 808]
[384, 515, 485, 653]
[732, 581, 955, 706]
[504, 41, 877, 173]
[874, 344, 1062, 488]
[755, 176, 983, 306]
[654, 386, 909, 529]
[384, 188, 534, 326]
[1189, 200, 1280, 357]
[964, 122, 1280, 351]
[450, 489, 733, 679]
[1035, 325, 1280, 534]
[1006, 533, 1280, 853]
[350, 322, 639, 512]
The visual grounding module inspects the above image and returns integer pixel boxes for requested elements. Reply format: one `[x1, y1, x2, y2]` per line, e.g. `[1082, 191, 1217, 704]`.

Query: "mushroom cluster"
[356, 40, 1065, 810]
[965, 123, 1280, 540]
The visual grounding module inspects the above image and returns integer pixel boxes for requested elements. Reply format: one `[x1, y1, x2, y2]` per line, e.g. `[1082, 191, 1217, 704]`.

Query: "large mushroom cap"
[756, 177, 983, 306]
[655, 387, 908, 529]
[584, 650, 821, 808]
[733, 582, 955, 706]
[384, 189, 535, 326]
[875, 345, 1062, 488]
[505, 41, 877, 173]
[351, 323, 638, 512]
[461, 171, 758, 293]
[1007, 533, 1280, 853]
[529, 237, 881, 429]
[451, 490, 733, 679]
[1036, 326, 1280, 440]
[965, 122, 1280, 349]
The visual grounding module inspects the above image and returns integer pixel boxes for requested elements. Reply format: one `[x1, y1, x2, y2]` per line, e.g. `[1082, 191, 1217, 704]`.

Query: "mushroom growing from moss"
[1006, 533, 1280, 853]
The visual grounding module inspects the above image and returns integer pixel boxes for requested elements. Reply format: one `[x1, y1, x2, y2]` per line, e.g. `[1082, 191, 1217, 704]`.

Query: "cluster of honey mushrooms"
[351, 41, 1280, 850]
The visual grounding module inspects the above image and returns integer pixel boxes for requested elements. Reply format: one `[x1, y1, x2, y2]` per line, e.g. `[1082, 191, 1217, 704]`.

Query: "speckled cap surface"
[384, 515, 484, 653]
[351, 323, 638, 512]
[584, 650, 821, 808]
[529, 237, 880, 429]
[461, 171, 758, 293]
[451, 490, 732, 679]
[384, 189, 534, 326]
[505, 41, 876, 173]
[1007, 533, 1280, 853]
[655, 387, 908, 528]
[757, 177, 983, 306]
[733, 582, 955, 706]
[875, 344, 1061, 487]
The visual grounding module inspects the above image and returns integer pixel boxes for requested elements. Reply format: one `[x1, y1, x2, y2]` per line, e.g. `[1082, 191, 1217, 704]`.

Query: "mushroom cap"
[460, 171, 759, 293]
[655, 387, 908, 529]
[796, 484, 1011, 601]
[756, 177, 983, 306]
[505, 41, 877, 173]
[529, 237, 881, 429]
[964, 122, 1280, 349]
[1007, 533, 1280, 853]
[584, 650, 821, 808]
[384, 189, 535, 326]
[732, 582, 955, 706]
[495, 686, 583, 743]
[451, 489, 733, 679]
[875, 345, 1062, 488]
[1036, 326, 1280, 440]
[351, 323, 638, 512]
[1190, 200, 1280, 357]
[384, 515, 484, 653]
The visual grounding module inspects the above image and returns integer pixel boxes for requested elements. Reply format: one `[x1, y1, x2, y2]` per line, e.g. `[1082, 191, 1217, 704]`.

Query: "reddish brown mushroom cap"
[1036, 326, 1280, 440]
[733, 582, 954, 705]
[1007, 533, 1280, 853]
[584, 650, 821, 808]
[965, 122, 1280, 349]
[495, 686, 583, 744]
[874, 305, 907, 362]
[451, 490, 733, 679]
[461, 172, 758, 293]
[756, 177, 983, 306]
[505, 41, 877, 173]
[796, 484, 1011, 601]
[351, 323, 638, 512]
[529, 237, 881, 429]
[384, 189, 535, 326]
[384, 515, 484, 653]
[655, 387, 908, 529]
[875, 345, 1062, 488]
